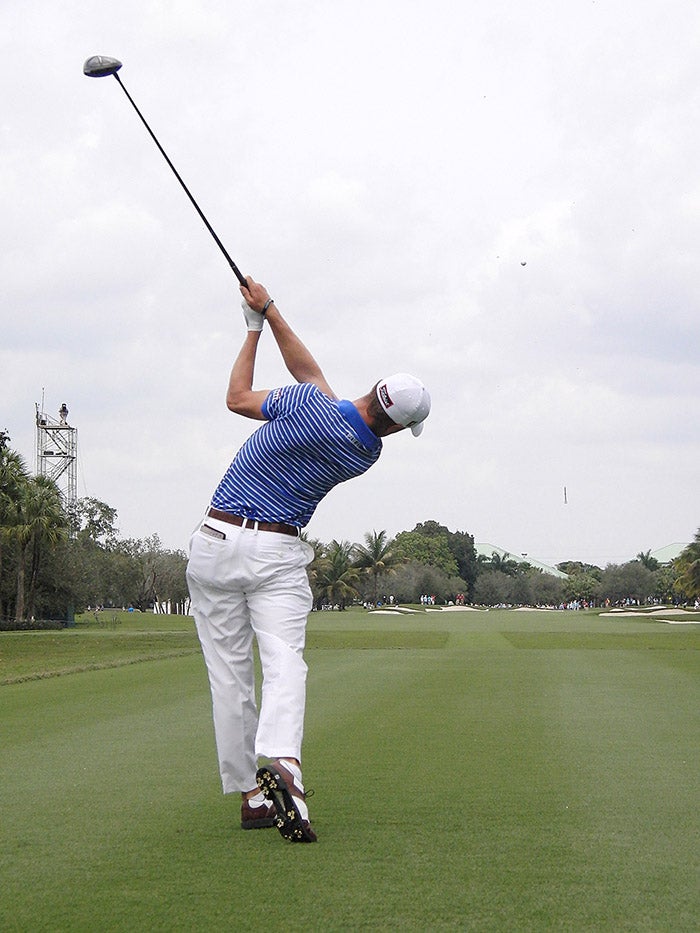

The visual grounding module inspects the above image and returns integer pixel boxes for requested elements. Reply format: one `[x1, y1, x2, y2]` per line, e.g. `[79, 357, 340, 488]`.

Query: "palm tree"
[674, 530, 700, 602]
[301, 534, 325, 591]
[352, 529, 400, 606]
[0, 448, 29, 617]
[313, 540, 360, 610]
[11, 475, 67, 621]
[479, 551, 518, 577]
[637, 550, 660, 571]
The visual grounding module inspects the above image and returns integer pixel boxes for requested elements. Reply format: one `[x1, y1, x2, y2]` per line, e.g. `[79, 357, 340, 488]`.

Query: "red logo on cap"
[378, 383, 394, 409]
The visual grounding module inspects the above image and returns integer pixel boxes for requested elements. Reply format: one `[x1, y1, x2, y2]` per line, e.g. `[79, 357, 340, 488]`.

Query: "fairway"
[1, 609, 698, 931]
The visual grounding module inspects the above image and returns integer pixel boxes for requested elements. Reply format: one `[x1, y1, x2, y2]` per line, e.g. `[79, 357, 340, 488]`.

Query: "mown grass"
[1, 607, 698, 931]
[0, 612, 199, 684]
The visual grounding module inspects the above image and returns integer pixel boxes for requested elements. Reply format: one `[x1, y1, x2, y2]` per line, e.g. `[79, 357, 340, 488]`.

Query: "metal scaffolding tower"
[35, 401, 77, 505]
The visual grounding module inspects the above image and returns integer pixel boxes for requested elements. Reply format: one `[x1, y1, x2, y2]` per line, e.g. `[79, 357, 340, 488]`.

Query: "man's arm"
[241, 277, 337, 399]
[225, 329, 270, 419]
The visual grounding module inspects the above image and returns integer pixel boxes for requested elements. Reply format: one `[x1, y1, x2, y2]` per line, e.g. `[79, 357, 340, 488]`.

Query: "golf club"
[83, 55, 247, 287]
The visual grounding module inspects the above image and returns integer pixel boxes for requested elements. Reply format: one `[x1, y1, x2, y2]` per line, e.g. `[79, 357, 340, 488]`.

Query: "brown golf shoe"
[240, 796, 276, 830]
[256, 760, 317, 843]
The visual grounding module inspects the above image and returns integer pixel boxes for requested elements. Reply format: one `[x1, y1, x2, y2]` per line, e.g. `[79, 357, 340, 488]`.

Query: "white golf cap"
[376, 373, 431, 436]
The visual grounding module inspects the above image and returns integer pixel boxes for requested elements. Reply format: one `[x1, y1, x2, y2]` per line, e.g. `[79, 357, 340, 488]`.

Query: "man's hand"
[240, 276, 273, 313]
[241, 299, 264, 331]
[237, 273, 336, 399]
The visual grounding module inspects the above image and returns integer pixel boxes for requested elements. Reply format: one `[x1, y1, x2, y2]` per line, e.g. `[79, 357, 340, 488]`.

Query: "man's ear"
[380, 422, 406, 438]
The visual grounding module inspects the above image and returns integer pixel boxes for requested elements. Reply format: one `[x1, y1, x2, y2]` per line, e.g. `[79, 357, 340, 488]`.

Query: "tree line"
[308, 522, 700, 610]
[1, 437, 188, 627]
[2, 436, 698, 626]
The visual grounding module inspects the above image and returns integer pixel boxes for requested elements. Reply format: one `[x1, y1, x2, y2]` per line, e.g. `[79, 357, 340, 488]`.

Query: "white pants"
[186, 517, 314, 794]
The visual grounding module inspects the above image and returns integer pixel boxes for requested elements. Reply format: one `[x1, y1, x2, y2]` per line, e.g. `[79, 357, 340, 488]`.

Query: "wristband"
[262, 298, 274, 314]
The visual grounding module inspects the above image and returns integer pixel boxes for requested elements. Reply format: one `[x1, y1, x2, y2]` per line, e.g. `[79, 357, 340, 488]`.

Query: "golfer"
[186, 276, 430, 843]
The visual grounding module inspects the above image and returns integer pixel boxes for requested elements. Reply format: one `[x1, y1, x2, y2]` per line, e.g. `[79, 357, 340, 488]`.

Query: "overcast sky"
[2, 0, 698, 568]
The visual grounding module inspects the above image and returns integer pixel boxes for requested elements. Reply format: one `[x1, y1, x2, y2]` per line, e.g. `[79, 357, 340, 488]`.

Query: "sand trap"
[600, 612, 647, 617]
[653, 608, 699, 616]
[600, 609, 699, 618]
[367, 606, 418, 614]
[424, 606, 485, 612]
[437, 605, 483, 612]
[608, 606, 669, 613]
[657, 619, 700, 625]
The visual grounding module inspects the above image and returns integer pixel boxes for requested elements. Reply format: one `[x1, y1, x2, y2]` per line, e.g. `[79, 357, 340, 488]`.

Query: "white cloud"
[1, 0, 698, 566]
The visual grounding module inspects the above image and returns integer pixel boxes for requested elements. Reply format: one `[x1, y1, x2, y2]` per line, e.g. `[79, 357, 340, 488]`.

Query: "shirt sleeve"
[262, 383, 317, 421]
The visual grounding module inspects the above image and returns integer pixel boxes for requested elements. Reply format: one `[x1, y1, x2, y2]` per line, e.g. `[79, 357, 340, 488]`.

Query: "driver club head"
[82, 52, 249, 286]
[83, 55, 123, 78]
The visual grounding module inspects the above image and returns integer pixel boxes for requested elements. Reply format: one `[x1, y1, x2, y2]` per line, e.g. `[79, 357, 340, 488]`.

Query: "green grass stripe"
[0, 629, 200, 685]
[0, 609, 698, 930]
[306, 629, 449, 649]
[503, 630, 700, 650]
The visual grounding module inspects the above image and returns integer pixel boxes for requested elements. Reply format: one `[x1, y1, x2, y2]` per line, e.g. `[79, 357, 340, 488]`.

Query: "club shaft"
[113, 73, 246, 287]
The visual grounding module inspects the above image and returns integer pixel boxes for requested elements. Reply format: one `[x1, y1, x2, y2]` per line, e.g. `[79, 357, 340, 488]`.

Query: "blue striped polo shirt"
[211, 383, 382, 527]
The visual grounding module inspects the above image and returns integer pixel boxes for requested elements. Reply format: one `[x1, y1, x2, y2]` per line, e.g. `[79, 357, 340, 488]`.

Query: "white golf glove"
[241, 299, 264, 332]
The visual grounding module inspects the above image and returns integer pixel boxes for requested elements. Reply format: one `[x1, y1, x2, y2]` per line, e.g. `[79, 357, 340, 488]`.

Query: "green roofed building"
[475, 543, 568, 579]
[648, 543, 689, 565]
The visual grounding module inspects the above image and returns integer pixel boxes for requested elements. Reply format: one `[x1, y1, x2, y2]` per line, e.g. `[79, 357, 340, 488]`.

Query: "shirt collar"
[337, 399, 382, 451]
